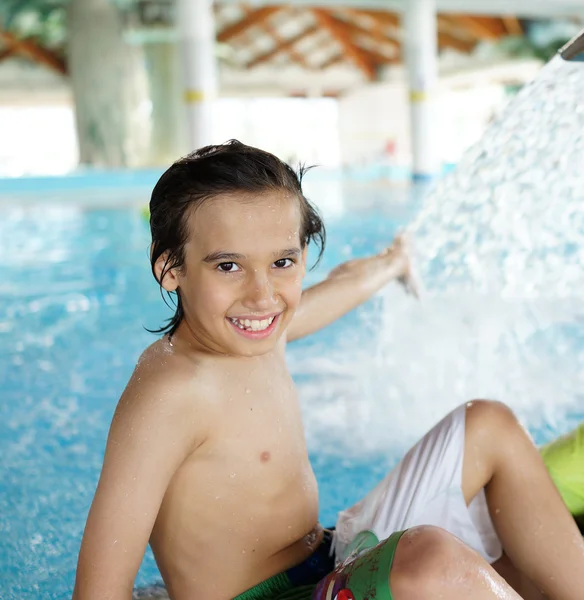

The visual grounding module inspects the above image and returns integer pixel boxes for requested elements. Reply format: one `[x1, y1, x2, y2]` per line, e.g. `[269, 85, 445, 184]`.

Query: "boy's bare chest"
[159, 364, 318, 564]
[193, 366, 313, 500]
[216, 371, 306, 465]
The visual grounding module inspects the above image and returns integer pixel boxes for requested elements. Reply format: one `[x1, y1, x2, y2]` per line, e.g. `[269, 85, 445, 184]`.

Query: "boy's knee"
[389, 525, 469, 595]
[465, 399, 520, 436]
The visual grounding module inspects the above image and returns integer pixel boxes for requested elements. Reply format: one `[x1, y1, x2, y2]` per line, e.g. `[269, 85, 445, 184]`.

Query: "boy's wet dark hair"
[149, 139, 326, 337]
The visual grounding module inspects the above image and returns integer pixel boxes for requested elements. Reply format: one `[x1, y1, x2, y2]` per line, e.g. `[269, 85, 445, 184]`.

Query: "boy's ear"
[154, 252, 179, 292]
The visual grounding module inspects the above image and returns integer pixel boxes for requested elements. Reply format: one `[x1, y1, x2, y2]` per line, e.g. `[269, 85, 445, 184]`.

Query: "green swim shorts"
[234, 530, 406, 600]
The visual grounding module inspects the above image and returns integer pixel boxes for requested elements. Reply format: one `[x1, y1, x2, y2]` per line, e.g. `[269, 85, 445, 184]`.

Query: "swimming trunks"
[234, 529, 405, 600]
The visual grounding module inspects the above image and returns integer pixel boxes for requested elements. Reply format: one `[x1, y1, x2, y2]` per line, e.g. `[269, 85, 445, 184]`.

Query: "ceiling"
[1, 1, 579, 81]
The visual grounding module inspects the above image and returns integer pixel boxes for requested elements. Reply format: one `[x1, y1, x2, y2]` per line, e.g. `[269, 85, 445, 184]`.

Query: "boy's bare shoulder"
[115, 337, 211, 432]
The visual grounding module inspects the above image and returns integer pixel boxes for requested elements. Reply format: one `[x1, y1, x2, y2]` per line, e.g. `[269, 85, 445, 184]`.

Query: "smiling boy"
[73, 141, 584, 600]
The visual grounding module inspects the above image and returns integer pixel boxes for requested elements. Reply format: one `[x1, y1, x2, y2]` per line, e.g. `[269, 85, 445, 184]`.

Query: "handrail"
[560, 29, 584, 62]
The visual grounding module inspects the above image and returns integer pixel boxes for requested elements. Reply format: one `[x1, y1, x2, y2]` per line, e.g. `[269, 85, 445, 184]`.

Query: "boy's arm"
[287, 234, 417, 342]
[72, 369, 201, 600]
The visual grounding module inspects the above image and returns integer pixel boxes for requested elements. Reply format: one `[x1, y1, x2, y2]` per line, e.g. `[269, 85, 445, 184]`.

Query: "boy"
[73, 141, 584, 600]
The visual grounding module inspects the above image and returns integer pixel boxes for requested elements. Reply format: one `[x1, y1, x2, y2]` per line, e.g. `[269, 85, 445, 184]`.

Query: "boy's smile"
[227, 312, 280, 338]
[169, 191, 307, 356]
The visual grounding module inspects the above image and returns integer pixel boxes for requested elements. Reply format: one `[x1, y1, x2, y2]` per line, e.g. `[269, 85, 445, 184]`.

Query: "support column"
[402, 0, 440, 180]
[177, 0, 218, 151]
[144, 41, 183, 164]
[67, 0, 151, 168]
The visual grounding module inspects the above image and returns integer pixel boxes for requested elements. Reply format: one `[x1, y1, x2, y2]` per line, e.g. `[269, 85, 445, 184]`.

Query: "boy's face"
[171, 191, 307, 357]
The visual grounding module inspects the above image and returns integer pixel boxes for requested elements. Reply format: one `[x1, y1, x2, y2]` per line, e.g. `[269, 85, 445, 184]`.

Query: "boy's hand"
[288, 232, 420, 342]
[380, 233, 420, 299]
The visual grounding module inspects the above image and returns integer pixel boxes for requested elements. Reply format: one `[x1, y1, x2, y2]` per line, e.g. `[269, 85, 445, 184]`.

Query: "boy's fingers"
[398, 271, 421, 299]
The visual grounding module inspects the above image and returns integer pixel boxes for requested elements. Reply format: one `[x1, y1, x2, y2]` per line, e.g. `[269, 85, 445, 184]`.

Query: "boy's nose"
[242, 275, 277, 310]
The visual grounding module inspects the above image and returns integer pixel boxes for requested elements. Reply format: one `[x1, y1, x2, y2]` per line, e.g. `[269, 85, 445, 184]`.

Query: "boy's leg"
[333, 404, 503, 567]
[462, 400, 584, 600]
[318, 525, 522, 600]
[390, 526, 523, 600]
[492, 553, 547, 600]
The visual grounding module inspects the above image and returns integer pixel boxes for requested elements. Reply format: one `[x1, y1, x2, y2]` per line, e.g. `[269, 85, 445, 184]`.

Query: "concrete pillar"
[67, 0, 151, 167]
[144, 41, 184, 164]
[177, 0, 218, 151]
[403, 0, 440, 180]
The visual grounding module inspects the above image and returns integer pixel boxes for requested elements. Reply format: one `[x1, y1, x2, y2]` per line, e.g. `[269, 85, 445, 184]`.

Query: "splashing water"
[295, 50, 584, 457]
[413, 54, 584, 296]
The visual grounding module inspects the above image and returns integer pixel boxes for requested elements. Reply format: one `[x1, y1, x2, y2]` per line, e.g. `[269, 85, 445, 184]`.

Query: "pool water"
[0, 177, 581, 599]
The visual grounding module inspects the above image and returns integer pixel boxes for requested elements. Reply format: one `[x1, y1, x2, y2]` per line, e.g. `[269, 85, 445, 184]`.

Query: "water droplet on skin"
[230, 473, 236, 478]
[495, 508, 501, 514]
[245, 388, 251, 394]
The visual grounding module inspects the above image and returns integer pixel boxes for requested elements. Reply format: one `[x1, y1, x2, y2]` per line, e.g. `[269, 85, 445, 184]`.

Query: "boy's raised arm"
[72, 367, 201, 600]
[287, 234, 418, 342]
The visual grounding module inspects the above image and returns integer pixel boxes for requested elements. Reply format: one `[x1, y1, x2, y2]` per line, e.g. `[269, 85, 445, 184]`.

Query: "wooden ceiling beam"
[319, 53, 344, 70]
[246, 25, 318, 69]
[0, 30, 66, 74]
[356, 9, 400, 29]
[337, 8, 400, 52]
[438, 31, 476, 53]
[217, 6, 281, 43]
[502, 16, 524, 36]
[437, 15, 476, 41]
[312, 8, 376, 80]
[0, 47, 15, 62]
[358, 45, 397, 66]
[261, 23, 309, 68]
[446, 15, 506, 40]
[330, 14, 400, 62]
[241, 5, 309, 70]
[332, 17, 399, 60]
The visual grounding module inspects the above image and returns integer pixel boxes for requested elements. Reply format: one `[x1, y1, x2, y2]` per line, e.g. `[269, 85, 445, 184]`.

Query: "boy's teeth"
[230, 316, 275, 331]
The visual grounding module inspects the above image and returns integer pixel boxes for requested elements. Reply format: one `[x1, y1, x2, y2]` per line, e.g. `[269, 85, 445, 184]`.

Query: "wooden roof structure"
[0, 4, 523, 80]
[214, 6, 523, 79]
[0, 28, 66, 75]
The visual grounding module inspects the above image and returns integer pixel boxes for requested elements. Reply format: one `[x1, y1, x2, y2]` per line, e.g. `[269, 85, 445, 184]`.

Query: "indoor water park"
[2, 1, 584, 599]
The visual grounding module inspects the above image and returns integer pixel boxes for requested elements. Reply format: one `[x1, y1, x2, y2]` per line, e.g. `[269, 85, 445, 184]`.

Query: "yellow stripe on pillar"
[409, 90, 429, 103]
[184, 89, 206, 103]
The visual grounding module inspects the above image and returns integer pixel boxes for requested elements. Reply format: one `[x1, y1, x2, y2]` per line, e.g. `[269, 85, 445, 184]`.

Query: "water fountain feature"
[294, 31, 584, 462]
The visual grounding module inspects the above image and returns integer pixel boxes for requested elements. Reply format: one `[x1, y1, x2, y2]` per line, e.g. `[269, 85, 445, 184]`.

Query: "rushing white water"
[294, 52, 584, 459]
[413, 54, 584, 297]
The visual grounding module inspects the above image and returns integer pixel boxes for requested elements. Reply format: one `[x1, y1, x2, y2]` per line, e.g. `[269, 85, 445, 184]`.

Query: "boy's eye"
[217, 262, 240, 273]
[273, 258, 294, 269]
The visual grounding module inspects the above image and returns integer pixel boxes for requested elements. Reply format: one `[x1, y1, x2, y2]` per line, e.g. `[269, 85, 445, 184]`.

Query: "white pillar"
[177, 0, 218, 151]
[145, 41, 183, 164]
[67, 0, 151, 167]
[403, 0, 439, 180]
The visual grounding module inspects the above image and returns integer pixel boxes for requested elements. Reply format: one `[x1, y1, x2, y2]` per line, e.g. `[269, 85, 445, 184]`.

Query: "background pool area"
[1, 175, 582, 599]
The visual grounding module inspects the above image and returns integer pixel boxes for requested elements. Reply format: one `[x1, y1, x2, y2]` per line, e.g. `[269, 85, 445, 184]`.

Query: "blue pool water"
[0, 176, 581, 599]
